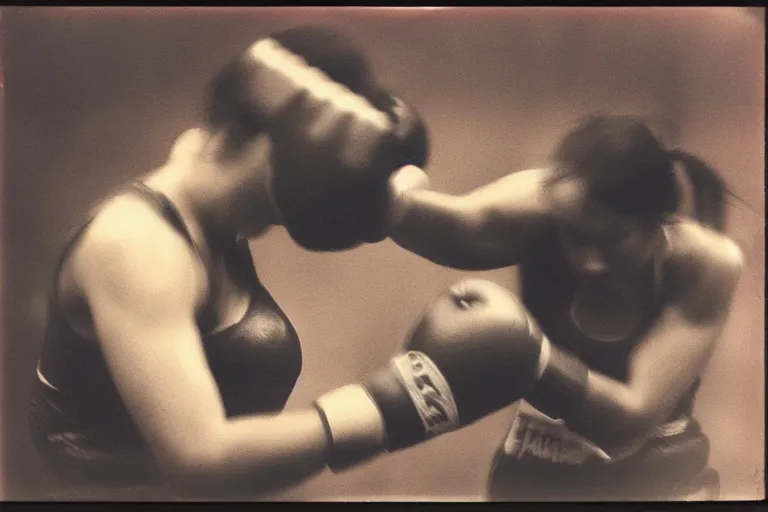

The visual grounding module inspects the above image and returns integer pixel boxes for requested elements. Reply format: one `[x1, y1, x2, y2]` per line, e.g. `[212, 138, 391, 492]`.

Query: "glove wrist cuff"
[314, 384, 387, 472]
[528, 341, 590, 422]
[365, 351, 461, 452]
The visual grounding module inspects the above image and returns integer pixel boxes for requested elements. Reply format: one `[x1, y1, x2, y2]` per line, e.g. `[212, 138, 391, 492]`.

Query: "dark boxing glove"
[366, 89, 429, 170]
[243, 36, 428, 251]
[314, 279, 547, 471]
[360, 89, 430, 244]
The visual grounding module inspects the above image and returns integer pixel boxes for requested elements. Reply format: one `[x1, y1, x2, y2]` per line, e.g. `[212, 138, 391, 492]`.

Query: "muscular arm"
[563, 230, 744, 452]
[76, 206, 328, 495]
[389, 169, 553, 270]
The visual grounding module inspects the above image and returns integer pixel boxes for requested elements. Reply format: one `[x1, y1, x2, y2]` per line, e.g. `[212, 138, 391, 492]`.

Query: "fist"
[403, 279, 545, 427]
[249, 37, 401, 251]
[316, 279, 548, 469]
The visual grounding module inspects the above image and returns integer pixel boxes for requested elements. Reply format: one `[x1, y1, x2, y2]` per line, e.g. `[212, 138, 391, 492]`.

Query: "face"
[546, 176, 663, 283]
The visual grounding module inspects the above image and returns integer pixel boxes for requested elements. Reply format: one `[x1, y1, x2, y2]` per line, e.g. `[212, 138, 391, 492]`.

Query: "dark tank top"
[487, 224, 714, 500]
[489, 165, 727, 499]
[519, 225, 698, 421]
[30, 182, 303, 479]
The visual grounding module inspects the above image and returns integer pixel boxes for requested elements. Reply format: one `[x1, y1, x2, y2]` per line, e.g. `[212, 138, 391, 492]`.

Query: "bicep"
[463, 168, 553, 222]
[626, 252, 743, 424]
[625, 306, 724, 424]
[442, 169, 553, 265]
[89, 295, 227, 466]
[569, 304, 728, 453]
[78, 226, 227, 468]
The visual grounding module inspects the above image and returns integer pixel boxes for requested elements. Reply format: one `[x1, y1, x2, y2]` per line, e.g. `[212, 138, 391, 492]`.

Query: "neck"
[142, 165, 273, 253]
[147, 129, 281, 245]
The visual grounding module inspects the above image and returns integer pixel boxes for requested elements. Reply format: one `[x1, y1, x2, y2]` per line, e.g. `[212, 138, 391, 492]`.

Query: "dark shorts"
[486, 414, 718, 501]
[28, 380, 176, 500]
[27, 382, 284, 501]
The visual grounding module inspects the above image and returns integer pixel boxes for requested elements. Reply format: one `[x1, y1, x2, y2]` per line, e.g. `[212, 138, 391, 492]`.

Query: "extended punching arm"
[315, 279, 545, 472]
[245, 38, 430, 252]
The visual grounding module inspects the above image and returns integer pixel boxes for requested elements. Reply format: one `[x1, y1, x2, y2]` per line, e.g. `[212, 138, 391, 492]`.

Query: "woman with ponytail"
[386, 114, 747, 500]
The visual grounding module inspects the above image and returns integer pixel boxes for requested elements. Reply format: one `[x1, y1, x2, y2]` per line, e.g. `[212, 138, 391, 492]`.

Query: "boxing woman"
[27, 25, 437, 500]
[26, 26, 595, 500]
[386, 115, 746, 501]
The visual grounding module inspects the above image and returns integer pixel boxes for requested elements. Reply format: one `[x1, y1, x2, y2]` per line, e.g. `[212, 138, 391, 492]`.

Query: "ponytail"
[668, 149, 729, 232]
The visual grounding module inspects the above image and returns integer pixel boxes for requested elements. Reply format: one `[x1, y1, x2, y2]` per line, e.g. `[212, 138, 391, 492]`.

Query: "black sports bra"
[34, 182, 303, 452]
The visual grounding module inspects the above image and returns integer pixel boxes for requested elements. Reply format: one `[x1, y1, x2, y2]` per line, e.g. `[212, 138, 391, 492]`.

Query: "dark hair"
[550, 115, 729, 231]
[204, 25, 375, 156]
[667, 149, 727, 231]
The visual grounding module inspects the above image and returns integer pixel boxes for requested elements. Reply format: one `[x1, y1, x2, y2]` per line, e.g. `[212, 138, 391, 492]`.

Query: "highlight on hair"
[549, 114, 733, 231]
[203, 25, 376, 157]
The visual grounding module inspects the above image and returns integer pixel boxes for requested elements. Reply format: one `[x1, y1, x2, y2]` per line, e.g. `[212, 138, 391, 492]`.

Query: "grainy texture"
[2, 7, 763, 501]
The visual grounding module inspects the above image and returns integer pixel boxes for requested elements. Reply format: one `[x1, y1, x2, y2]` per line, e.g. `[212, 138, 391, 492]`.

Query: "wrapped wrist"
[365, 352, 460, 451]
[313, 385, 387, 472]
[527, 339, 590, 422]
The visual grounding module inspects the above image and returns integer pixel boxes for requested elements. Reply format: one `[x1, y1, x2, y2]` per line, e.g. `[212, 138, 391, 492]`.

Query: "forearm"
[168, 409, 329, 496]
[390, 190, 502, 270]
[527, 340, 657, 453]
[569, 373, 655, 451]
[534, 296, 736, 452]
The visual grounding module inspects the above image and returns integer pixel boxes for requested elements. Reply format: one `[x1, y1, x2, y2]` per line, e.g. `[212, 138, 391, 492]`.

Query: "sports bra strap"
[49, 181, 205, 311]
[129, 181, 197, 250]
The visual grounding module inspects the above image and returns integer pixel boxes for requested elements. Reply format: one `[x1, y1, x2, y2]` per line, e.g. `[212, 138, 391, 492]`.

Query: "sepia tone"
[1, 6, 763, 501]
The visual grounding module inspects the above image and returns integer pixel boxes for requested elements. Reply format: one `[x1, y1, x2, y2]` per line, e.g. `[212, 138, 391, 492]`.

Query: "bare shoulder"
[664, 218, 744, 321]
[510, 167, 553, 178]
[72, 195, 202, 299]
[507, 167, 560, 202]
[665, 219, 744, 274]
[503, 167, 555, 186]
[475, 168, 554, 190]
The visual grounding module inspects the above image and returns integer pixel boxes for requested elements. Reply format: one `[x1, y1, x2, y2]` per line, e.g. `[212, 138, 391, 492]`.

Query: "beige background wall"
[2, 7, 763, 500]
